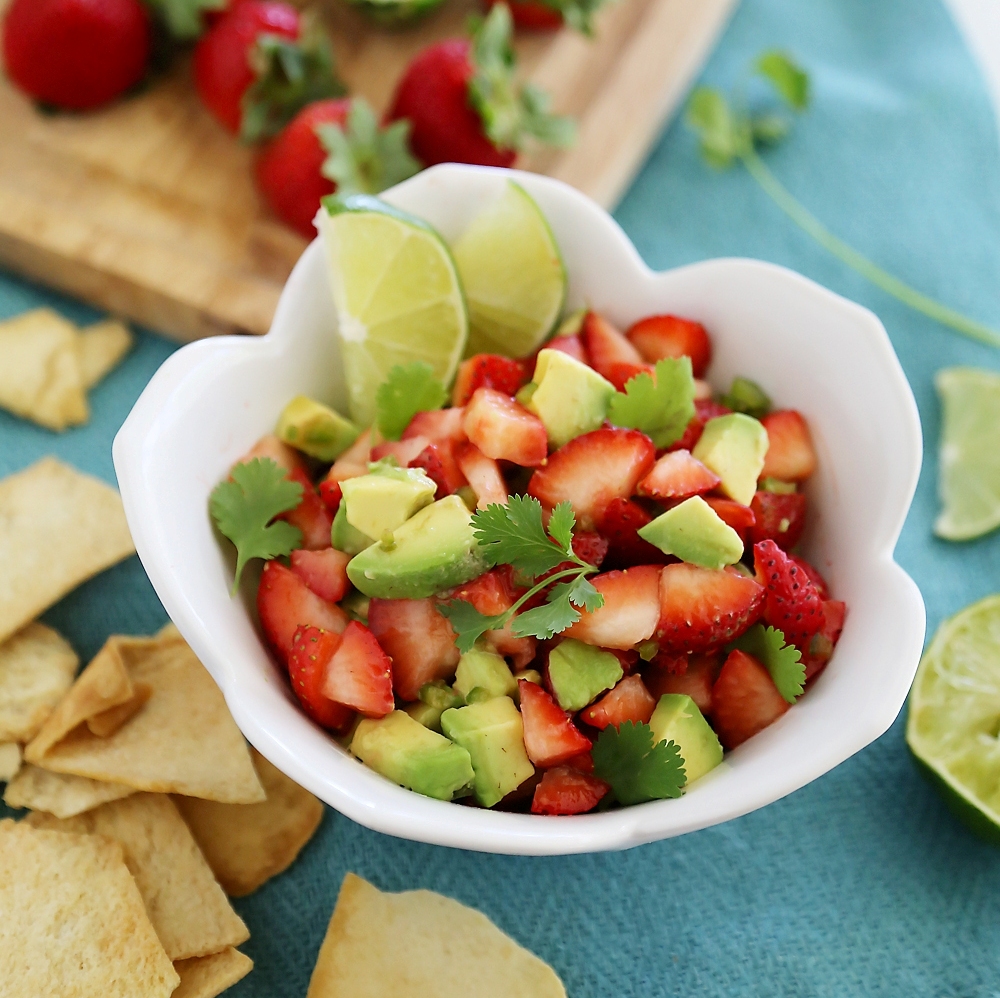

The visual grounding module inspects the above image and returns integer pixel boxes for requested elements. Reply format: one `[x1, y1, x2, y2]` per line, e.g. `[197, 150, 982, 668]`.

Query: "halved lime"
[451, 180, 566, 358]
[317, 195, 468, 428]
[934, 366, 1000, 541]
[906, 594, 1000, 845]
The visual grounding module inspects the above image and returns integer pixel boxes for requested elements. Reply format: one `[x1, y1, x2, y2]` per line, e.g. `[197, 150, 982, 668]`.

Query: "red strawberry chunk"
[580, 311, 644, 381]
[463, 387, 548, 466]
[626, 314, 712, 378]
[290, 547, 350, 603]
[749, 491, 807, 549]
[790, 554, 830, 598]
[536, 334, 587, 365]
[656, 563, 764, 653]
[761, 410, 817, 481]
[711, 648, 789, 749]
[695, 398, 732, 422]
[409, 440, 466, 498]
[451, 354, 529, 407]
[370, 435, 430, 466]
[258, 560, 348, 664]
[580, 674, 656, 729]
[571, 531, 609, 570]
[596, 497, 664, 569]
[528, 427, 655, 530]
[455, 443, 508, 509]
[667, 400, 732, 454]
[803, 599, 846, 681]
[450, 568, 536, 667]
[519, 679, 592, 767]
[645, 653, 720, 716]
[280, 467, 333, 550]
[753, 539, 824, 648]
[326, 428, 372, 483]
[704, 498, 756, 542]
[531, 765, 609, 815]
[607, 648, 639, 675]
[287, 626, 355, 732]
[606, 362, 655, 392]
[321, 620, 394, 717]
[638, 449, 720, 501]
[237, 433, 304, 475]
[317, 477, 342, 514]
[368, 597, 460, 701]
[563, 565, 662, 649]
[402, 406, 468, 443]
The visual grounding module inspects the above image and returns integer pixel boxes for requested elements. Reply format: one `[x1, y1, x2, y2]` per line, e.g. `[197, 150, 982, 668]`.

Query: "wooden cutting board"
[0, 0, 737, 343]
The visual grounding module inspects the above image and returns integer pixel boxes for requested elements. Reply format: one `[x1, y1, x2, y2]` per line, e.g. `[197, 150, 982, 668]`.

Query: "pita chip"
[5, 763, 135, 817]
[0, 741, 21, 782]
[0, 819, 180, 997]
[175, 748, 325, 896]
[0, 621, 78, 742]
[78, 318, 134, 388]
[0, 458, 136, 645]
[307, 873, 567, 998]
[28, 793, 249, 961]
[87, 680, 153, 737]
[173, 948, 254, 998]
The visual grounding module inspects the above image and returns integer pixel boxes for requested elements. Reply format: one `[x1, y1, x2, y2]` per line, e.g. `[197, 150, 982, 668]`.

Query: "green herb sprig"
[591, 721, 687, 805]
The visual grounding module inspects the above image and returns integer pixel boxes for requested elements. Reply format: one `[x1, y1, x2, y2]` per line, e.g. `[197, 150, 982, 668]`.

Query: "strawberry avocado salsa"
[209, 184, 846, 816]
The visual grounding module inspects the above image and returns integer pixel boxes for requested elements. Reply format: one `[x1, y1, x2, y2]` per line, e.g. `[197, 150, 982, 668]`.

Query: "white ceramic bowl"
[113, 164, 925, 855]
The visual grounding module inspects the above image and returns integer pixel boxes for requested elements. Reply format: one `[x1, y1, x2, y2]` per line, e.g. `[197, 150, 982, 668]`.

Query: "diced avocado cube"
[547, 639, 623, 712]
[760, 477, 796, 494]
[341, 466, 436, 541]
[340, 589, 370, 623]
[453, 645, 517, 701]
[419, 681, 465, 711]
[692, 412, 769, 506]
[465, 687, 492, 703]
[648, 694, 723, 786]
[276, 395, 360, 461]
[720, 377, 771, 419]
[512, 669, 542, 702]
[405, 700, 445, 732]
[525, 348, 615, 448]
[440, 696, 534, 807]
[331, 503, 374, 556]
[350, 710, 475, 801]
[346, 495, 489, 600]
[638, 496, 744, 570]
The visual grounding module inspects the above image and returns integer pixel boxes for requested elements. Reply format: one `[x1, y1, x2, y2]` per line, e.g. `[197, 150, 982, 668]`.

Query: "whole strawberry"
[2, 0, 151, 111]
[255, 97, 419, 238]
[193, 0, 344, 141]
[385, 3, 573, 169]
[484, 0, 608, 34]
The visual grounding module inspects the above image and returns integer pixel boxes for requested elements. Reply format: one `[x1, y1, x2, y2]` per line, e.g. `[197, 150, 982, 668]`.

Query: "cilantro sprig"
[438, 496, 604, 652]
[607, 356, 695, 448]
[592, 721, 686, 805]
[209, 458, 303, 594]
[375, 362, 448, 441]
[730, 623, 804, 703]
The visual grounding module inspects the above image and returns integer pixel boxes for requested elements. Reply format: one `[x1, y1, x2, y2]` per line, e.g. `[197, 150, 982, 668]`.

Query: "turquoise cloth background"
[3, 0, 1000, 993]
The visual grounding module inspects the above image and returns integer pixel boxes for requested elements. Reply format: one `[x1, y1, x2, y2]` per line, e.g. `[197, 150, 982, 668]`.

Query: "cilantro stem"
[741, 148, 1000, 349]
[500, 565, 594, 628]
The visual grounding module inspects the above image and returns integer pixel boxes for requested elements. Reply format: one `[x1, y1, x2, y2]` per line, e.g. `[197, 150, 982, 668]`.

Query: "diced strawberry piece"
[657, 564, 764, 653]
[571, 531, 609, 570]
[528, 427, 656, 530]
[409, 440, 466, 498]
[519, 679, 592, 767]
[753, 539, 824, 648]
[667, 399, 733, 454]
[760, 410, 817, 481]
[790, 555, 829, 598]
[638, 449, 720, 501]
[580, 674, 656, 729]
[711, 648, 789, 749]
[455, 443, 508, 509]
[450, 568, 536, 667]
[608, 648, 639, 675]
[562, 750, 595, 773]
[402, 407, 468, 443]
[237, 433, 304, 475]
[695, 398, 732, 422]
[368, 597, 460, 701]
[645, 653, 720, 715]
[749, 491, 807, 549]
[606, 362, 655, 392]
[704, 498, 756, 542]
[626, 314, 712, 378]
[537, 334, 586, 365]
[802, 600, 846, 681]
[451, 354, 529, 407]
[326, 428, 372, 483]
[463, 387, 548, 467]
[280, 467, 333, 550]
[580, 311, 644, 382]
[317, 477, 342, 514]
[288, 626, 355, 732]
[563, 565, 662, 649]
[290, 547, 350, 603]
[370, 435, 430, 466]
[321, 620, 394, 717]
[531, 765, 609, 815]
[258, 560, 348, 664]
[596, 497, 664, 569]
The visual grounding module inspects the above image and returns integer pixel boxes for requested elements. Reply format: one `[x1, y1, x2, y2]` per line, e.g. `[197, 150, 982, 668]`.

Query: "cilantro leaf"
[592, 721, 686, 805]
[607, 357, 696, 448]
[731, 623, 805, 702]
[557, 574, 604, 613]
[143, 0, 224, 39]
[510, 593, 581, 641]
[685, 87, 745, 169]
[546, 501, 576, 553]
[436, 600, 504, 654]
[375, 362, 448, 441]
[755, 51, 810, 111]
[472, 496, 570, 577]
[209, 459, 303, 594]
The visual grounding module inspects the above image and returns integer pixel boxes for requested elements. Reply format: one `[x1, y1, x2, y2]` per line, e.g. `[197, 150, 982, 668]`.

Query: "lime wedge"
[934, 366, 1000, 541]
[318, 195, 468, 428]
[906, 594, 1000, 845]
[451, 180, 566, 358]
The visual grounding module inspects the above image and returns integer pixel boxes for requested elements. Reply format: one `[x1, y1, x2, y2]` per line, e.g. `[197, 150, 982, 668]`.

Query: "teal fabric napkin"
[2, 0, 1000, 993]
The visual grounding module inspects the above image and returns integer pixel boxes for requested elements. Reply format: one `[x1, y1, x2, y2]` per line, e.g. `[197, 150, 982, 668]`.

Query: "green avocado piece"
[341, 465, 436, 541]
[350, 710, 475, 801]
[525, 348, 615, 448]
[638, 496, 744, 569]
[440, 696, 534, 807]
[719, 377, 771, 419]
[453, 645, 517, 701]
[404, 701, 445, 732]
[547, 639, 623, 712]
[276, 395, 360, 462]
[340, 589, 370, 623]
[692, 412, 769, 506]
[346, 495, 489, 599]
[648, 694, 723, 786]
[419, 681, 466, 711]
[331, 503, 374, 556]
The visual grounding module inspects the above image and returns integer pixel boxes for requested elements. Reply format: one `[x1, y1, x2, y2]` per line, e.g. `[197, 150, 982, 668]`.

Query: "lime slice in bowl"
[317, 195, 468, 428]
[906, 594, 1000, 845]
[934, 366, 1000, 541]
[452, 180, 566, 358]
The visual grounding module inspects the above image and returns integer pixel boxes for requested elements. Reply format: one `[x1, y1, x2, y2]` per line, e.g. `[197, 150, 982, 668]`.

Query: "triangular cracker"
[78, 318, 133, 388]
[173, 948, 254, 998]
[4, 764, 135, 817]
[0, 741, 21, 782]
